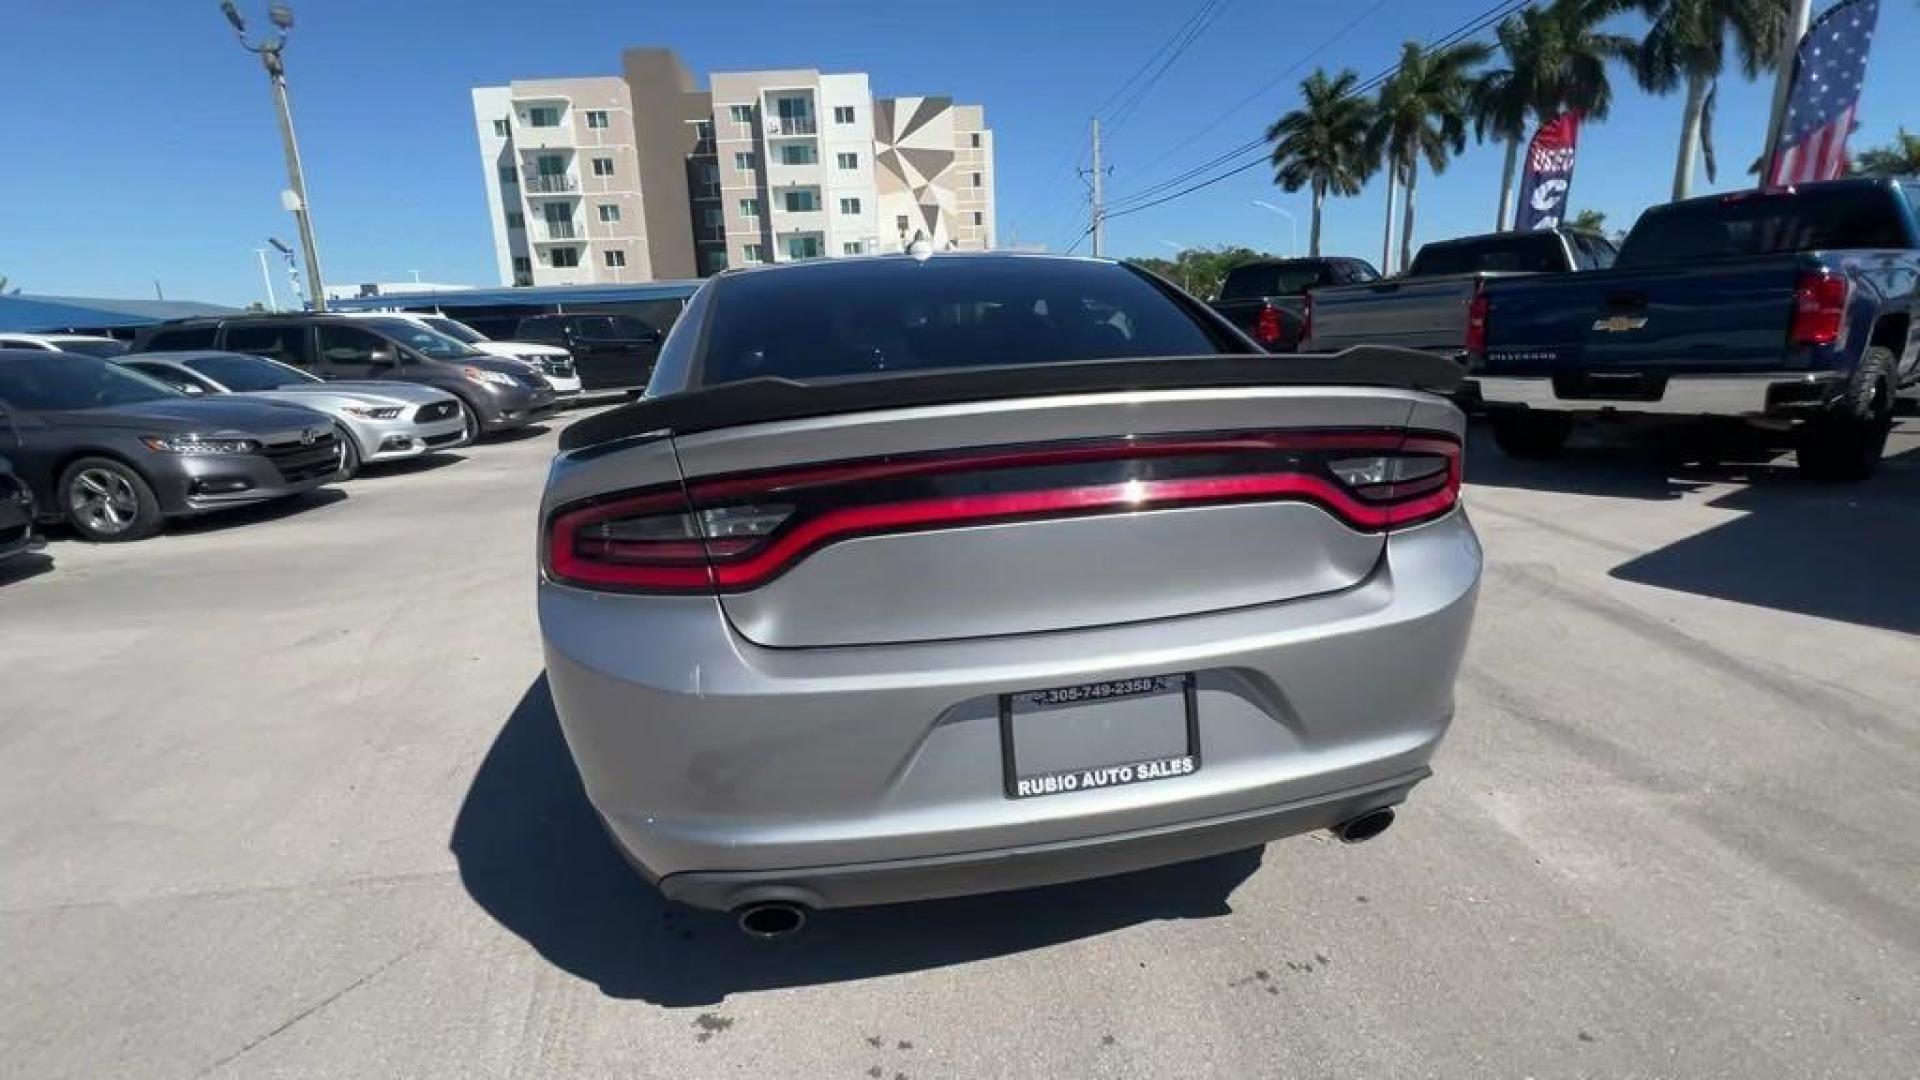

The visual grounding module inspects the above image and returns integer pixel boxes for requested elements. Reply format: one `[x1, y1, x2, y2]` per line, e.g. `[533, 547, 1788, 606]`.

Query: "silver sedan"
[116, 351, 468, 477]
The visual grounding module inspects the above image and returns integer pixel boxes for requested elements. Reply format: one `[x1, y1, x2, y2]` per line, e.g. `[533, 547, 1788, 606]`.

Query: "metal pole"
[1090, 118, 1105, 257]
[254, 248, 279, 310]
[265, 56, 327, 310]
[1763, 0, 1815, 173]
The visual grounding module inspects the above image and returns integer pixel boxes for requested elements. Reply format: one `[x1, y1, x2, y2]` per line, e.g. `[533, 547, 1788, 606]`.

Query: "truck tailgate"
[1482, 257, 1803, 375]
[1305, 276, 1484, 352]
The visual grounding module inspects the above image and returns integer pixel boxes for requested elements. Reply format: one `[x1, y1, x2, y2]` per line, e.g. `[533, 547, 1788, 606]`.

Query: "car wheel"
[454, 398, 483, 447]
[61, 457, 163, 543]
[334, 427, 363, 482]
[1489, 411, 1573, 459]
[1798, 349, 1894, 483]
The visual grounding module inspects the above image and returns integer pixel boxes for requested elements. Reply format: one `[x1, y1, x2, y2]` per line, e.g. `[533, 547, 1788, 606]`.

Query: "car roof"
[0, 332, 117, 342]
[716, 250, 1113, 281]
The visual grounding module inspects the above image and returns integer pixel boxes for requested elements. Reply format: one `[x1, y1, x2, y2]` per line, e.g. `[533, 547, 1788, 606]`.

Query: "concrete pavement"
[1, 415, 1915, 1079]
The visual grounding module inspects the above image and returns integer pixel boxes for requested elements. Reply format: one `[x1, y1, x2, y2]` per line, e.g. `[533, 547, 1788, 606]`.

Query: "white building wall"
[470, 86, 522, 286]
[819, 73, 879, 257]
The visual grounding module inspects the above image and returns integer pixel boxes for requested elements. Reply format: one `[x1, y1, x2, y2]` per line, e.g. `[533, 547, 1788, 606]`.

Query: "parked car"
[539, 254, 1480, 933]
[1471, 179, 1920, 480]
[115, 351, 467, 479]
[0, 453, 36, 563]
[1301, 227, 1617, 355]
[133, 314, 557, 440]
[0, 333, 129, 358]
[511, 312, 662, 394]
[1209, 257, 1380, 351]
[334, 312, 583, 398]
[0, 349, 340, 542]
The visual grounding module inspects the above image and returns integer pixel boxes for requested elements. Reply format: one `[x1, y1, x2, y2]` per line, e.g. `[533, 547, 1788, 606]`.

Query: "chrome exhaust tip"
[1334, 807, 1395, 844]
[736, 902, 808, 941]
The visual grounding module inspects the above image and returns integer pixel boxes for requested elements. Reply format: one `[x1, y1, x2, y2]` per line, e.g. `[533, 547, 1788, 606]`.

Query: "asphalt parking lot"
[2, 412, 1916, 1080]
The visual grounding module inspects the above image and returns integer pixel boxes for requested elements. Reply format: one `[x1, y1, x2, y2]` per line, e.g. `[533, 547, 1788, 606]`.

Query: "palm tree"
[1371, 40, 1491, 271]
[1472, 0, 1636, 229]
[1265, 68, 1376, 256]
[1634, 0, 1788, 200]
[1855, 128, 1920, 177]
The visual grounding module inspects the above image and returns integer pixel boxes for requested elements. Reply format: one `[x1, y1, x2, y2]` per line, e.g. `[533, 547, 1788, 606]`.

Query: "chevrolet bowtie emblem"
[1593, 315, 1648, 332]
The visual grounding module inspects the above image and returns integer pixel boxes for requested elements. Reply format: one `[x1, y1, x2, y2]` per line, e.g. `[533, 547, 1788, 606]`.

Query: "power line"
[1101, 0, 1537, 224]
[1104, 0, 1232, 137]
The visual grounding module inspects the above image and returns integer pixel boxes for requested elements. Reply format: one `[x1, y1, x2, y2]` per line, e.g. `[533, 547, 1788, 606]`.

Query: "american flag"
[1767, 0, 1879, 187]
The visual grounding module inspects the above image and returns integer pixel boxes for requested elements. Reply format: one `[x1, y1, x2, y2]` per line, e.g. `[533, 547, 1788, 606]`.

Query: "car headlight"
[141, 435, 262, 454]
[461, 366, 520, 388]
[340, 405, 404, 419]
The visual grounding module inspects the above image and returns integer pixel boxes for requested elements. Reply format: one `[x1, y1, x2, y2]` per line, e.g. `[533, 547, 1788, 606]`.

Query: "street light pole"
[221, 2, 328, 311]
[1762, 0, 1815, 174]
[1251, 201, 1297, 259]
[253, 248, 279, 310]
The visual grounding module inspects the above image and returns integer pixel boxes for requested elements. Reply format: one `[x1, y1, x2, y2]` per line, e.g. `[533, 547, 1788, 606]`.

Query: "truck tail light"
[1464, 282, 1489, 356]
[1254, 303, 1283, 347]
[1790, 269, 1849, 347]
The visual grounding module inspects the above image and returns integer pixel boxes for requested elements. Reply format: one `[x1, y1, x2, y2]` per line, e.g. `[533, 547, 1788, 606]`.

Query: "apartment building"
[471, 49, 994, 285]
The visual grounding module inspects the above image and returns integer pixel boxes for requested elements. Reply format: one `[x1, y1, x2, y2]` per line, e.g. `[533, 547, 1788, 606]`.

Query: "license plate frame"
[999, 674, 1200, 799]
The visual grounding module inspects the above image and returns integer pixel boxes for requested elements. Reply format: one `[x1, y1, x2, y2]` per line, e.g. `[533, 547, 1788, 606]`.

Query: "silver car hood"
[265, 381, 453, 405]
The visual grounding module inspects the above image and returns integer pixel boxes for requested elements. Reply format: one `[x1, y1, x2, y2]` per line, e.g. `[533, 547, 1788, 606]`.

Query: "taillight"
[1254, 303, 1283, 346]
[1464, 283, 1488, 356]
[1791, 269, 1849, 346]
[546, 431, 1463, 593]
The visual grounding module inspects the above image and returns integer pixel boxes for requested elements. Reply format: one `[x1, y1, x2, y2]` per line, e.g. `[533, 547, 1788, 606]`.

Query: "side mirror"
[368, 346, 399, 368]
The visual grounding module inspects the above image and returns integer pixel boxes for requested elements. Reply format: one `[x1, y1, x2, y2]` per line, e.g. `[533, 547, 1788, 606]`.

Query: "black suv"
[132, 314, 557, 439]
[510, 314, 662, 393]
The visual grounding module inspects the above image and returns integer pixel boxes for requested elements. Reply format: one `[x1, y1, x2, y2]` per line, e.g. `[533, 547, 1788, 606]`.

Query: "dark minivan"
[135, 315, 557, 440]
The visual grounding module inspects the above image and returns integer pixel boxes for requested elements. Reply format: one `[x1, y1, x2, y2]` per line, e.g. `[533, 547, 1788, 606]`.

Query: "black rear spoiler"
[559, 347, 1463, 452]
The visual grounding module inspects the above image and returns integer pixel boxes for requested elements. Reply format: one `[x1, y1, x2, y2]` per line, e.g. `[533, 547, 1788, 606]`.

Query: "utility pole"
[1079, 118, 1108, 257]
[253, 248, 279, 310]
[1763, 0, 1815, 173]
[221, 2, 328, 311]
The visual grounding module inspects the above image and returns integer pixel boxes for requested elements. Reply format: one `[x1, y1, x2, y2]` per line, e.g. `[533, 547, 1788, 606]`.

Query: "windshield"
[1408, 233, 1567, 276]
[0, 351, 179, 410]
[1217, 263, 1334, 300]
[182, 353, 321, 391]
[701, 257, 1235, 387]
[54, 338, 130, 358]
[421, 316, 487, 344]
[362, 317, 483, 359]
[1616, 186, 1915, 268]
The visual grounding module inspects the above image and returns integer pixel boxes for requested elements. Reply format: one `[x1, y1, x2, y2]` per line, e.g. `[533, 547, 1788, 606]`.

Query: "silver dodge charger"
[538, 254, 1481, 936]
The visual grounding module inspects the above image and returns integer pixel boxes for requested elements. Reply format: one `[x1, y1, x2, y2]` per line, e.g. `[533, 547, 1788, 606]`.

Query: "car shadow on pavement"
[1607, 444, 1920, 635]
[0, 550, 54, 586]
[356, 453, 466, 480]
[478, 424, 551, 445]
[452, 676, 1263, 1006]
[162, 487, 349, 536]
[1464, 419, 1792, 501]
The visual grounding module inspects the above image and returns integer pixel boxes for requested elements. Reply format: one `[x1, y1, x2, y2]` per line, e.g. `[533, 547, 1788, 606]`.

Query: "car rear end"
[0, 458, 36, 561]
[537, 256, 1481, 914]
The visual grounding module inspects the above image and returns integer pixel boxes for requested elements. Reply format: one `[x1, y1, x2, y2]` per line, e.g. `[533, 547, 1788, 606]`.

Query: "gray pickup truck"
[1301, 228, 1617, 355]
[1208, 257, 1380, 352]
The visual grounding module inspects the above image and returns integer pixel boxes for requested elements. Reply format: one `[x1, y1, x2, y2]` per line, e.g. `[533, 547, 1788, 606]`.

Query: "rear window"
[1616, 187, 1914, 268]
[1408, 233, 1568, 276]
[700, 258, 1235, 387]
[143, 326, 218, 351]
[1216, 263, 1336, 300]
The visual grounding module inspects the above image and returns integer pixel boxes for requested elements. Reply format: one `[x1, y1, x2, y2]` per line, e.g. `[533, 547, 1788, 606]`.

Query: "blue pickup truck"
[1470, 178, 1919, 480]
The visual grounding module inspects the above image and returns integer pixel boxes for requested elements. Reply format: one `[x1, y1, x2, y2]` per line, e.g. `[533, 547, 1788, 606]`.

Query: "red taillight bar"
[1464, 282, 1488, 357]
[1255, 303, 1284, 347]
[1790, 269, 1849, 347]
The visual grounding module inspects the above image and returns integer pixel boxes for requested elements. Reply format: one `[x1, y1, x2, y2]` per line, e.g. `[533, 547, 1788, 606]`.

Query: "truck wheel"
[61, 457, 163, 543]
[1489, 411, 1573, 459]
[1798, 349, 1894, 483]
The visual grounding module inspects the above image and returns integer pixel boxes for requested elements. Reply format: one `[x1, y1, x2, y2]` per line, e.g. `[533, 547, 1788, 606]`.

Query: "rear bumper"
[1473, 372, 1846, 417]
[540, 508, 1481, 910]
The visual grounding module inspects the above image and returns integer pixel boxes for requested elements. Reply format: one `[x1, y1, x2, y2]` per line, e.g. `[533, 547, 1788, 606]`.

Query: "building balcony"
[764, 116, 817, 137]
[531, 221, 580, 242]
[515, 125, 575, 150]
[695, 225, 726, 244]
[522, 174, 579, 195]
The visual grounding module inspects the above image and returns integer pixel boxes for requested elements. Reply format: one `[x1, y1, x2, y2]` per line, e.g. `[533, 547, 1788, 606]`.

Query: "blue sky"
[5, 0, 1915, 304]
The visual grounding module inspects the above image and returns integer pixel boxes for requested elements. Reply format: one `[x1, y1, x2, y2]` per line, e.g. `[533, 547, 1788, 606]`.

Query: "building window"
[842, 241, 863, 256]
[505, 210, 525, 229]
[973, 212, 984, 225]
[839, 197, 861, 215]
[895, 214, 910, 232]
[591, 157, 615, 177]
[605, 249, 627, 268]
[734, 151, 757, 171]
[834, 106, 856, 124]
[743, 243, 766, 264]
[527, 106, 561, 128]
[585, 110, 609, 129]
[739, 198, 761, 218]
[779, 143, 817, 166]
[512, 256, 532, 275]
[498, 164, 518, 185]
[692, 119, 713, 147]
[970, 132, 982, 148]
[972, 172, 982, 187]
[493, 118, 510, 137]
[788, 235, 823, 260]
[598, 203, 621, 223]
[784, 189, 818, 213]
[729, 104, 754, 124]
[549, 247, 581, 268]
[837, 152, 858, 170]
[705, 249, 730, 274]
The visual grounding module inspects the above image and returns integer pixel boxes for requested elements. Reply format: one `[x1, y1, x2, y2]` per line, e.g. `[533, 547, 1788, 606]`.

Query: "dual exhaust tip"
[727, 808, 1396, 940]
